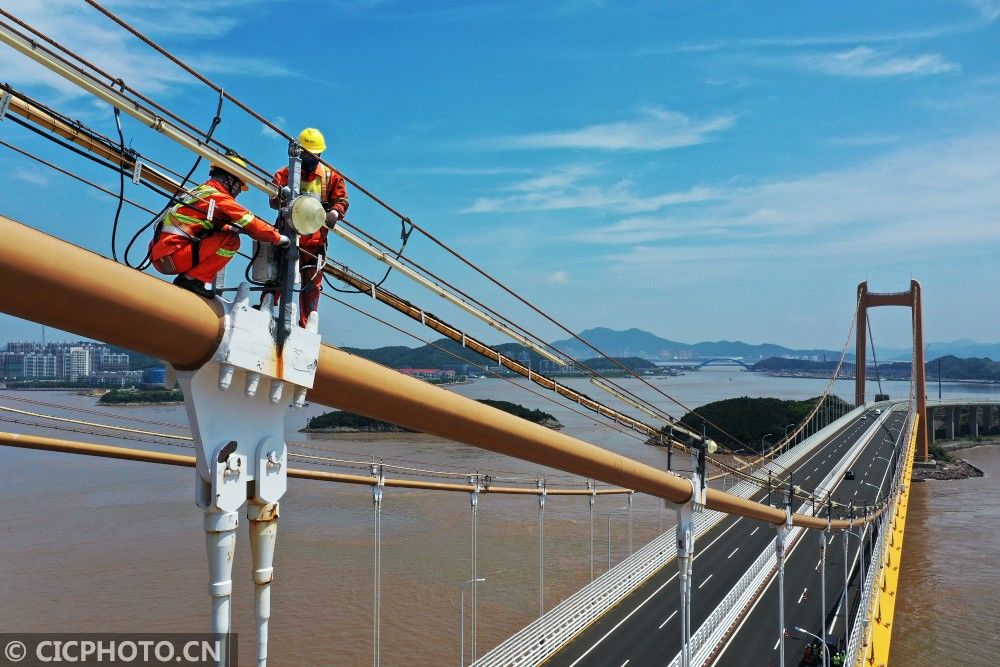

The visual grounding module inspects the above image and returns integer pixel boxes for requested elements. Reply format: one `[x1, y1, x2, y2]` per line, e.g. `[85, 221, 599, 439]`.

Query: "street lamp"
[761, 433, 773, 457]
[459, 577, 485, 667]
[860, 480, 882, 499]
[793, 626, 830, 667]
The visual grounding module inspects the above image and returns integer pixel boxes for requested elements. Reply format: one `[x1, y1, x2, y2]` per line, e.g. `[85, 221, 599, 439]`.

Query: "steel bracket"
[179, 282, 319, 513]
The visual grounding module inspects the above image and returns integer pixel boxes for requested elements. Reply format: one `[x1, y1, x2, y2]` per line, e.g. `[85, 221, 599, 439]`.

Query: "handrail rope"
[1, 78, 704, 456]
[319, 291, 656, 445]
[0, 402, 627, 487]
[0, 428, 631, 496]
[4, 11, 862, 496]
[77, 0, 756, 453]
[0, 10, 273, 181]
[0, 391, 188, 430]
[0, 83, 192, 183]
[0, 138, 158, 214]
[0, 123, 674, 464]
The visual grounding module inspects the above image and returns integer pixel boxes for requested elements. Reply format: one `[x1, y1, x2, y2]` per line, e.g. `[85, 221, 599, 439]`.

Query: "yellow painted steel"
[855, 415, 918, 667]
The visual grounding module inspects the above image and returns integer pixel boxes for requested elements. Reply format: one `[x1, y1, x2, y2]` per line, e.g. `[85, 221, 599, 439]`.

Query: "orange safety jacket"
[155, 178, 281, 248]
[273, 163, 349, 250]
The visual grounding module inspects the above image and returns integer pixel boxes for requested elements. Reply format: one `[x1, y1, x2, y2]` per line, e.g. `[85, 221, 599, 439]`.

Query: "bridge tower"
[854, 280, 929, 460]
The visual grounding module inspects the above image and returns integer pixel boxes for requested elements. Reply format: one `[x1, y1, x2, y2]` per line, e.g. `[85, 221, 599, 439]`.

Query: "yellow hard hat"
[298, 127, 326, 154]
[211, 151, 249, 191]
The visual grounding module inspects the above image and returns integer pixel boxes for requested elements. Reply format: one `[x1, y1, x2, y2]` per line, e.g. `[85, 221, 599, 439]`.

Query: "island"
[302, 399, 563, 433]
[751, 354, 1000, 383]
[646, 395, 852, 454]
[98, 388, 184, 405]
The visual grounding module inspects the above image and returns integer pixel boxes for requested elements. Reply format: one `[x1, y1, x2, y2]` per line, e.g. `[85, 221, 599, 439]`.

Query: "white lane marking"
[804, 474, 811, 481]
[774, 638, 781, 650]
[728, 548, 739, 559]
[698, 574, 714, 589]
[566, 516, 745, 666]
[750, 527, 759, 536]
[659, 610, 678, 629]
[815, 559, 821, 572]
[798, 588, 808, 604]
[621, 661, 630, 667]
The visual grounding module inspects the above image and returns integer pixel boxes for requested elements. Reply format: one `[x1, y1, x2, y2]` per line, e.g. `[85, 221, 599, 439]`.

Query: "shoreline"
[912, 439, 997, 482]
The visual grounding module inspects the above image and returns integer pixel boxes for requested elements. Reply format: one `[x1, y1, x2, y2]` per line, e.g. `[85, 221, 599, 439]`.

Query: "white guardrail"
[473, 403, 872, 667]
[665, 403, 903, 667]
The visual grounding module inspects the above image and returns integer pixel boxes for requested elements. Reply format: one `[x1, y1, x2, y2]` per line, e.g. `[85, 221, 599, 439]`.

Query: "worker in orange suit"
[269, 127, 349, 327]
[151, 153, 289, 298]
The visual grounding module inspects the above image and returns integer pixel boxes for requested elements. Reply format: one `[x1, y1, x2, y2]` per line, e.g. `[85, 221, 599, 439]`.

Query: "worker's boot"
[173, 274, 215, 299]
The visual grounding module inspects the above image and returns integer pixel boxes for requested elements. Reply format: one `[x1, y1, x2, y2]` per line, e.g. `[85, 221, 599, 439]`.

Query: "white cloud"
[963, 0, 1000, 22]
[581, 134, 1000, 264]
[827, 133, 900, 147]
[0, 0, 283, 99]
[10, 168, 48, 187]
[480, 108, 734, 152]
[544, 270, 569, 284]
[259, 115, 287, 139]
[461, 166, 719, 214]
[794, 47, 958, 78]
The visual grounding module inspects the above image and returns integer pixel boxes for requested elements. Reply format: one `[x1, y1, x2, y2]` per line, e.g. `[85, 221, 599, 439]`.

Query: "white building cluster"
[1, 341, 134, 382]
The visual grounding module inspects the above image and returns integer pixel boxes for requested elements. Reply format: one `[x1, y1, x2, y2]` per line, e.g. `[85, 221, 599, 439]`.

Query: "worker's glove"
[277, 234, 291, 248]
[325, 209, 340, 227]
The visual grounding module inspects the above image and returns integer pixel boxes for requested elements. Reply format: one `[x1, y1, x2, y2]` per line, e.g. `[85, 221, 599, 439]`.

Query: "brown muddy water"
[892, 445, 1000, 666]
[1, 373, 997, 665]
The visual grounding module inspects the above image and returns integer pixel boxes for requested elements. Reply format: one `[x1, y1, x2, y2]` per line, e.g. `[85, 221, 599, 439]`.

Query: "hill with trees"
[676, 395, 852, 453]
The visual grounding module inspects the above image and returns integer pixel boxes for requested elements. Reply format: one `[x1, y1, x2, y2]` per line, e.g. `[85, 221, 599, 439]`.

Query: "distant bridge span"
[695, 357, 753, 369]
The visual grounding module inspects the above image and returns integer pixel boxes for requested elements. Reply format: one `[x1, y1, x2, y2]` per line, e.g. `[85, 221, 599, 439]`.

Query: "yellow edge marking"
[856, 414, 918, 667]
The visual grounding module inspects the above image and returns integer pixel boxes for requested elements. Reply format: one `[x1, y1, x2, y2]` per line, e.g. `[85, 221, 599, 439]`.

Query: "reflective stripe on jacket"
[161, 178, 280, 245]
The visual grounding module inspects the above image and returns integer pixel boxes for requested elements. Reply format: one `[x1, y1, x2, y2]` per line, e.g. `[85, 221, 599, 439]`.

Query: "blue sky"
[1, 0, 998, 351]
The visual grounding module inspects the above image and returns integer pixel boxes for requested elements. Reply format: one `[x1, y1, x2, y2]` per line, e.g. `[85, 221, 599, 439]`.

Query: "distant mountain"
[550, 327, 841, 361]
[752, 355, 1000, 383]
[889, 340, 1000, 362]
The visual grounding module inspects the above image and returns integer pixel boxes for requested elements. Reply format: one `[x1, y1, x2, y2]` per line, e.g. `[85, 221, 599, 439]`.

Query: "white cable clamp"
[0, 90, 11, 121]
[131, 159, 143, 185]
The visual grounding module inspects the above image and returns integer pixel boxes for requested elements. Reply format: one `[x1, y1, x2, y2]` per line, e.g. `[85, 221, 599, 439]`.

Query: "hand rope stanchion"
[538, 478, 547, 617]
[371, 462, 385, 667]
[173, 278, 320, 667]
[843, 503, 854, 639]
[821, 495, 832, 661]
[588, 480, 596, 582]
[627, 491, 634, 556]
[775, 477, 794, 667]
[676, 424, 713, 667]
[469, 473, 481, 663]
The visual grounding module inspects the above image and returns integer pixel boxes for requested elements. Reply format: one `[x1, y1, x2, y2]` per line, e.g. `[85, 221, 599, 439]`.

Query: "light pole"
[782, 424, 795, 454]
[761, 433, 773, 457]
[607, 506, 628, 570]
[793, 626, 830, 667]
[844, 529, 866, 613]
[459, 578, 485, 667]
